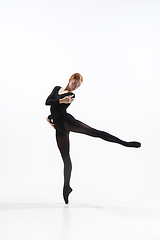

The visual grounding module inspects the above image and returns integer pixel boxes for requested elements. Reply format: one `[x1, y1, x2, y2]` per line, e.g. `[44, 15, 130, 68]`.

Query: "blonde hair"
[69, 73, 83, 82]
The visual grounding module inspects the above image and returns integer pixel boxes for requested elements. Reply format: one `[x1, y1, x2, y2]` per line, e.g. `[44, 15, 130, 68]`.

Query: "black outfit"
[46, 86, 76, 131]
[45, 86, 141, 204]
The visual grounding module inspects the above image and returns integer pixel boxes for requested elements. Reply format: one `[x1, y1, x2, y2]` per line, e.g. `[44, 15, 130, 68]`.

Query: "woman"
[45, 73, 141, 204]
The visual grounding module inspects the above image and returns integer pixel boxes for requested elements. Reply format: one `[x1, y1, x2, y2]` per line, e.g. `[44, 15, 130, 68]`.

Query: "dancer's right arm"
[46, 117, 55, 129]
[45, 87, 74, 105]
[45, 87, 59, 105]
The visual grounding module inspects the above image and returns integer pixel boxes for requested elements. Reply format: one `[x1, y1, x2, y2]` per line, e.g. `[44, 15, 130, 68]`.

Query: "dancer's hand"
[59, 95, 74, 104]
[46, 117, 55, 129]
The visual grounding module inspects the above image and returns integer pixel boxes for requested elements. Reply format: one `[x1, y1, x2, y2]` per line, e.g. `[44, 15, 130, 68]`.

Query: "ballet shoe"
[63, 186, 73, 204]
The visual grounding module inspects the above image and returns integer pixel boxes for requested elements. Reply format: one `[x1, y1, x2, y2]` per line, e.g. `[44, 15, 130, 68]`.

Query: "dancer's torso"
[50, 86, 75, 119]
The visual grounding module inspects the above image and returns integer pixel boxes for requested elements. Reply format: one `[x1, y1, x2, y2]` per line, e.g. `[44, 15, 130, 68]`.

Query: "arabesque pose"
[45, 73, 141, 204]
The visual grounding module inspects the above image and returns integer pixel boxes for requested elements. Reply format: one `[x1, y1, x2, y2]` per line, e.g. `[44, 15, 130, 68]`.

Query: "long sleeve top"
[45, 86, 75, 119]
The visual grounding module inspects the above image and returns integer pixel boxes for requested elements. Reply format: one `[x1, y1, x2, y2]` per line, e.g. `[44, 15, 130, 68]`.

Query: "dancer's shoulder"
[52, 86, 61, 92]
[54, 85, 61, 89]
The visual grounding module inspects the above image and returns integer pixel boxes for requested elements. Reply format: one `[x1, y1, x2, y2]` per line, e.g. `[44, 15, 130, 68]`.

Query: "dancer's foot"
[125, 141, 141, 148]
[63, 186, 73, 204]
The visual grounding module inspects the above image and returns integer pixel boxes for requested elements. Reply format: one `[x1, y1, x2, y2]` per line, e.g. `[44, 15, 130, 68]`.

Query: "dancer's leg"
[56, 129, 73, 204]
[64, 118, 141, 147]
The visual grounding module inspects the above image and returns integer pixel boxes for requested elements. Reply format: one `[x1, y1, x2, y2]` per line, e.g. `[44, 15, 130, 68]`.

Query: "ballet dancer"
[45, 73, 141, 204]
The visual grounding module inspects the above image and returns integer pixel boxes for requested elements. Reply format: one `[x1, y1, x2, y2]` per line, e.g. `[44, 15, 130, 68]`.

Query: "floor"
[0, 202, 160, 240]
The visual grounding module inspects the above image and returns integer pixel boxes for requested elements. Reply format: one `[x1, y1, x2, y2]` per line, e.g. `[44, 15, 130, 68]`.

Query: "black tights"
[55, 118, 141, 204]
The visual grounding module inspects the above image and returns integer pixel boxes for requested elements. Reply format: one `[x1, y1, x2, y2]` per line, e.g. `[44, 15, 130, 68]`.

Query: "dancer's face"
[69, 79, 82, 91]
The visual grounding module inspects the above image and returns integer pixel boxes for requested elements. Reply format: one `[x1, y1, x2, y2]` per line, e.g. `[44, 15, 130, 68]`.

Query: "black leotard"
[45, 86, 75, 131]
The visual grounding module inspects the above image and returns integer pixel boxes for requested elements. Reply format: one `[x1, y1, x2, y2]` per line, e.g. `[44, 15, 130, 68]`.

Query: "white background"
[0, 0, 160, 208]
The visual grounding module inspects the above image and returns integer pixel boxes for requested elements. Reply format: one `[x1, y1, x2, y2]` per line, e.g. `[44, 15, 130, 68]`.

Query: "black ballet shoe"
[63, 186, 73, 204]
[127, 141, 141, 148]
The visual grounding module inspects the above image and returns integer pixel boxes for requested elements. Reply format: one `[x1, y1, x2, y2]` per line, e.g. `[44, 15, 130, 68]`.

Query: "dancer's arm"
[45, 87, 75, 105]
[45, 87, 60, 105]
[46, 117, 55, 129]
[59, 95, 75, 104]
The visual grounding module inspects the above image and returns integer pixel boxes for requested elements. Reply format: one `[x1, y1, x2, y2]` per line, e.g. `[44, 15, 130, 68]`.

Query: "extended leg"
[56, 129, 73, 204]
[64, 118, 141, 147]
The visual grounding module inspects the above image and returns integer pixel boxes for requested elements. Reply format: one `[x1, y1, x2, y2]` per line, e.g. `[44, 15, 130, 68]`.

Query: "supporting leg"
[56, 129, 73, 204]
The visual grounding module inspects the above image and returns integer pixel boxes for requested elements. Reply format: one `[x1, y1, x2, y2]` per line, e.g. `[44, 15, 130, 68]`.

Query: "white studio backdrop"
[0, 0, 160, 206]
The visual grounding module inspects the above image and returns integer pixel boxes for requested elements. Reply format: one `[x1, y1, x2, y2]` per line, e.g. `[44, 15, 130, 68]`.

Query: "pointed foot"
[127, 141, 141, 148]
[63, 186, 73, 204]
